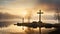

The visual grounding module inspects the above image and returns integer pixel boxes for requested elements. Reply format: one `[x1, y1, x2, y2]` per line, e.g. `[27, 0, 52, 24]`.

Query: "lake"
[0, 19, 58, 34]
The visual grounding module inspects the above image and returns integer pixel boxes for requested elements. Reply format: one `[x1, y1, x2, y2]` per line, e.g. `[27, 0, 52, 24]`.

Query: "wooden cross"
[37, 10, 43, 34]
[37, 10, 43, 22]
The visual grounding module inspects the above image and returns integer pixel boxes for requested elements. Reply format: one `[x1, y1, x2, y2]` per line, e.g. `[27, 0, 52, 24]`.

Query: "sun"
[20, 10, 28, 18]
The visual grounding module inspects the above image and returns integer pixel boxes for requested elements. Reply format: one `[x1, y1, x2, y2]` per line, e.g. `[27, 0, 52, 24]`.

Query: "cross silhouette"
[37, 10, 43, 34]
[37, 10, 43, 22]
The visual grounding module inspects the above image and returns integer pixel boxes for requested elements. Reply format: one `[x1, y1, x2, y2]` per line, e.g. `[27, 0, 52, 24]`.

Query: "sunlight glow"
[20, 10, 28, 17]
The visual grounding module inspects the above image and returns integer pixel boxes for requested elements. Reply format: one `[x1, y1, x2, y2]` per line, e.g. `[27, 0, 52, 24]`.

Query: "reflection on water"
[0, 19, 57, 34]
[0, 24, 55, 34]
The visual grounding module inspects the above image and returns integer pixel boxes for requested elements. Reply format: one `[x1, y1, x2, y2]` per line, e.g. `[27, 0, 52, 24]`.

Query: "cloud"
[0, 0, 15, 5]
[0, 0, 37, 7]
[39, 0, 60, 5]
[37, 0, 60, 11]
[0, 12, 21, 19]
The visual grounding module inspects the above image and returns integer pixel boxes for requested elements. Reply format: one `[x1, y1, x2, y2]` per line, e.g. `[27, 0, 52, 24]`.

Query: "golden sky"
[0, 0, 60, 33]
[0, 0, 59, 23]
[0, 0, 38, 18]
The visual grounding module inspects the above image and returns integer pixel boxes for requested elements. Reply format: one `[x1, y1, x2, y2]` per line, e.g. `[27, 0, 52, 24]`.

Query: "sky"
[0, 0, 60, 27]
[0, 0, 59, 20]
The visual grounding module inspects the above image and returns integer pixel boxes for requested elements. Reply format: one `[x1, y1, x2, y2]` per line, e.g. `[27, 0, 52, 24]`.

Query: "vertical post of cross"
[37, 10, 43, 34]
[39, 10, 41, 21]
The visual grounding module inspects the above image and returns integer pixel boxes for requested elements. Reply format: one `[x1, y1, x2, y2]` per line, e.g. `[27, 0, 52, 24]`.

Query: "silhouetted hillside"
[0, 12, 21, 19]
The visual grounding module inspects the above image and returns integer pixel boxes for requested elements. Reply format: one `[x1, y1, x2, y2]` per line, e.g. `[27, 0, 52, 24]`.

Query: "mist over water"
[0, 20, 56, 34]
[0, 24, 55, 34]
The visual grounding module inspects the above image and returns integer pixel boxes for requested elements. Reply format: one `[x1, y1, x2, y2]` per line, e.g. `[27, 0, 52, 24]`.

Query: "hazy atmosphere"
[0, 0, 60, 34]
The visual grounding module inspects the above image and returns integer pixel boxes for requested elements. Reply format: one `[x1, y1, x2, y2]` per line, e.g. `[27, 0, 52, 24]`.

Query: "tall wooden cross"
[37, 10, 43, 34]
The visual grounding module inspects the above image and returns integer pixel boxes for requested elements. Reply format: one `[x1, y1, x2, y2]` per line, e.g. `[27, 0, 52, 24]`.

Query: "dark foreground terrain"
[49, 29, 60, 34]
